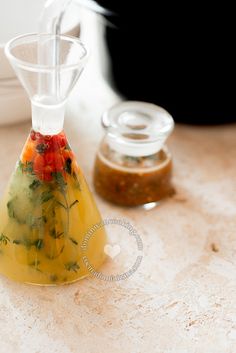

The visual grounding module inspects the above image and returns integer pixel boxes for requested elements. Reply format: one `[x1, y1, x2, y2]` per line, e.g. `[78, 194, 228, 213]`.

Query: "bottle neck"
[31, 99, 65, 136]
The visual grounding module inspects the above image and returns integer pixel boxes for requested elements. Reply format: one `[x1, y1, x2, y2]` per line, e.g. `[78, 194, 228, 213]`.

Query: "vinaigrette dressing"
[94, 101, 175, 207]
[1, 32, 107, 285]
[0, 131, 106, 284]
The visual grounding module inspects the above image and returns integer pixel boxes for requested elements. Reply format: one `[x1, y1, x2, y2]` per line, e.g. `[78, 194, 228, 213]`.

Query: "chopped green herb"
[0, 234, 10, 245]
[65, 158, 72, 175]
[13, 238, 44, 250]
[7, 199, 15, 219]
[65, 261, 80, 273]
[69, 200, 79, 209]
[13, 238, 32, 249]
[56, 200, 67, 209]
[69, 237, 78, 245]
[52, 171, 67, 192]
[34, 239, 44, 250]
[25, 161, 34, 173]
[29, 179, 41, 190]
[13, 239, 21, 245]
[18, 160, 24, 172]
[7, 199, 24, 224]
[41, 190, 54, 203]
[49, 229, 64, 239]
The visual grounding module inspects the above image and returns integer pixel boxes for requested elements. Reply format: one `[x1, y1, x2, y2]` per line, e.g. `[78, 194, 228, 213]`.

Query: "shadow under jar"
[94, 101, 175, 207]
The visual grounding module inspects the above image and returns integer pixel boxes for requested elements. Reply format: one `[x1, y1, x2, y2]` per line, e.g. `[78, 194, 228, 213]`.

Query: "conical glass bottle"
[0, 34, 106, 285]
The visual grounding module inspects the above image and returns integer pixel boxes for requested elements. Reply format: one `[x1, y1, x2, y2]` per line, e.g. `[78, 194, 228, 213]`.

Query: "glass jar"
[93, 101, 175, 207]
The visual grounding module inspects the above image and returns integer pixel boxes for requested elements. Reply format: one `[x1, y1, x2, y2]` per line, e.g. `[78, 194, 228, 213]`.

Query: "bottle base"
[24, 273, 91, 286]
[0, 269, 99, 286]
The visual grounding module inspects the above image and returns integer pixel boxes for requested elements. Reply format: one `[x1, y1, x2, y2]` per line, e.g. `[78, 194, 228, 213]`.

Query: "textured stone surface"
[1, 12, 236, 353]
[1, 87, 236, 352]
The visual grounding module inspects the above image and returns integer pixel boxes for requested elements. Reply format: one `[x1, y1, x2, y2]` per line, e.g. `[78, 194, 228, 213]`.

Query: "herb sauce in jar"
[93, 101, 175, 207]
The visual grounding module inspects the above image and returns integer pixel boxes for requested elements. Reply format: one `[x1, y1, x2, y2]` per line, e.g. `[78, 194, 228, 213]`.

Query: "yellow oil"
[0, 132, 107, 285]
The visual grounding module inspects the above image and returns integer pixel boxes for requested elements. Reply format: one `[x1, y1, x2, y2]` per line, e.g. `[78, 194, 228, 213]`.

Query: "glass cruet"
[0, 33, 106, 285]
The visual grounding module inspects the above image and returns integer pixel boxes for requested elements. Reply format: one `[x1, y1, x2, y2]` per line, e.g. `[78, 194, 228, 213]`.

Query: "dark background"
[98, 1, 236, 124]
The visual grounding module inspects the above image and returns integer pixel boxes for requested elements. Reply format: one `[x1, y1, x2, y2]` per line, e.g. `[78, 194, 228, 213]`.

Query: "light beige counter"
[0, 85, 236, 352]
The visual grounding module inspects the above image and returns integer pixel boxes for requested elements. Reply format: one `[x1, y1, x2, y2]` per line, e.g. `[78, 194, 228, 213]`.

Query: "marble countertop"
[1, 12, 236, 353]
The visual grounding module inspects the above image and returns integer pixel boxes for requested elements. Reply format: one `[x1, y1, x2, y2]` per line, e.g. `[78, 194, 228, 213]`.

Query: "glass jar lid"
[102, 101, 174, 157]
